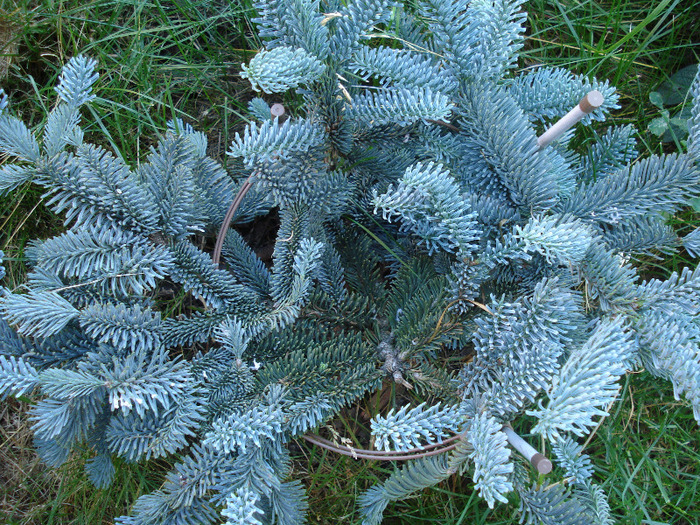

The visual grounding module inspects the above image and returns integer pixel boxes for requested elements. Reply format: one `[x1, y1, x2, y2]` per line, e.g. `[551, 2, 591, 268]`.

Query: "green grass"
[591, 373, 700, 524]
[1, 0, 700, 523]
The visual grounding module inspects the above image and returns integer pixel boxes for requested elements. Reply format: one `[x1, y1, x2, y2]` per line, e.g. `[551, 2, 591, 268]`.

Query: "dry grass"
[0, 10, 19, 80]
[0, 398, 63, 525]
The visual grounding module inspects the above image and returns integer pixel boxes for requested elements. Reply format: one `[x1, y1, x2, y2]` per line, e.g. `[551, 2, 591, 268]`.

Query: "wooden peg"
[270, 103, 287, 122]
[537, 90, 604, 150]
[502, 425, 553, 475]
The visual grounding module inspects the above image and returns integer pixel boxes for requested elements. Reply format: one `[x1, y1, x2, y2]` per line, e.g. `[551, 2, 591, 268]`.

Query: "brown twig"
[302, 432, 460, 461]
[426, 119, 461, 132]
[212, 174, 255, 266]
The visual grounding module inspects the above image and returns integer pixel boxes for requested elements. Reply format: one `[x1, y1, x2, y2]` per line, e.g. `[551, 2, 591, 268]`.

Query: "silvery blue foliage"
[371, 402, 464, 451]
[461, 278, 583, 420]
[329, 0, 394, 60]
[602, 215, 678, 257]
[579, 124, 637, 181]
[683, 227, 700, 258]
[86, 452, 116, 489]
[636, 309, 700, 420]
[510, 66, 619, 123]
[222, 487, 264, 525]
[0, 163, 34, 194]
[0, 104, 40, 161]
[559, 153, 700, 225]
[514, 214, 594, 265]
[1, 290, 80, 338]
[26, 226, 174, 296]
[373, 161, 480, 255]
[350, 46, 458, 93]
[204, 400, 284, 454]
[574, 481, 614, 525]
[688, 68, 700, 161]
[241, 47, 326, 94]
[229, 117, 326, 167]
[359, 455, 452, 525]
[348, 87, 454, 127]
[0, 2, 700, 524]
[55, 55, 99, 108]
[552, 436, 593, 485]
[518, 483, 589, 525]
[0, 354, 39, 398]
[248, 97, 274, 122]
[529, 318, 636, 440]
[467, 411, 513, 507]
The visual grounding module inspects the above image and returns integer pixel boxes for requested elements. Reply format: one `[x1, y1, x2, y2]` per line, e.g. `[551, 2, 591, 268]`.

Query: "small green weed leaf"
[648, 117, 668, 136]
[676, 104, 693, 122]
[655, 64, 699, 105]
[660, 105, 693, 142]
[669, 117, 689, 131]
[649, 91, 664, 108]
[690, 197, 700, 213]
[661, 125, 684, 143]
